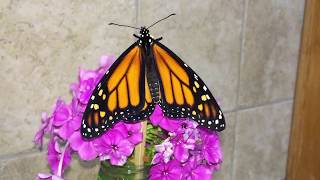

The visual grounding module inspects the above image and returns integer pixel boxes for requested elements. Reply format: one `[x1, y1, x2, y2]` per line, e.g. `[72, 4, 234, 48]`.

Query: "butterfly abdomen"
[144, 48, 161, 104]
[149, 80, 160, 103]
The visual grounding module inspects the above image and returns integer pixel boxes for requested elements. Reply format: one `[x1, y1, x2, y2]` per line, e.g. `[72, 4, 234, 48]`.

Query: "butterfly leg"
[155, 37, 163, 41]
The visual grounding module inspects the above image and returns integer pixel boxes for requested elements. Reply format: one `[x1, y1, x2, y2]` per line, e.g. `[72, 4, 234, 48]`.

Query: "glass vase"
[97, 161, 150, 180]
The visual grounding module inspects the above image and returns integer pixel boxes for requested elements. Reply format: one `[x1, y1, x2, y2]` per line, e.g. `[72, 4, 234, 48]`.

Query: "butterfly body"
[138, 28, 162, 104]
[81, 27, 225, 139]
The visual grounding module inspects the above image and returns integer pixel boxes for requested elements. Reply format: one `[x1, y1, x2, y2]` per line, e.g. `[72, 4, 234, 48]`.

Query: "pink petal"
[193, 165, 212, 180]
[160, 118, 182, 132]
[107, 129, 123, 144]
[99, 55, 115, 69]
[150, 164, 163, 179]
[128, 133, 143, 145]
[36, 174, 65, 180]
[34, 113, 48, 148]
[37, 173, 52, 179]
[79, 69, 98, 80]
[69, 131, 97, 161]
[174, 144, 189, 163]
[47, 139, 59, 174]
[69, 131, 83, 151]
[150, 106, 182, 132]
[151, 153, 162, 165]
[93, 140, 111, 154]
[70, 82, 79, 94]
[57, 122, 74, 140]
[69, 115, 81, 131]
[78, 142, 97, 161]
[113, 122, 127, 137]
[53, 104, 70, 127]
[118, 140, 134, 156]
[52, 176, 65, 180]
[203, 135, 222, 164]
[126, 122, 141, 132]
[109, 155, 127, 166]
[149, 105, 163, 125]
[61, 145, 72, 173]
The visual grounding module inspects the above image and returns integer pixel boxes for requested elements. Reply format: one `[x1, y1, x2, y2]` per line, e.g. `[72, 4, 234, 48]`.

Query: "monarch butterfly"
[81, 14, 225, 139]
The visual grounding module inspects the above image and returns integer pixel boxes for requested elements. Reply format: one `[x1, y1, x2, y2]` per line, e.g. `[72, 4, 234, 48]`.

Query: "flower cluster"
[149, 106, 222, 180]
[34, 55, 222, 180]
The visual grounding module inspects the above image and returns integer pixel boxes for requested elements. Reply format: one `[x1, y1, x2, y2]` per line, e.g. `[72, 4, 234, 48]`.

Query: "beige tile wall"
[0, 0, 304, 179]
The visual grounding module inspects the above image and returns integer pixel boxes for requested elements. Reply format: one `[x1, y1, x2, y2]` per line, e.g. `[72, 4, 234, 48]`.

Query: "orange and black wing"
[81, 43, 154, 139]
[152, 42, 225, 131]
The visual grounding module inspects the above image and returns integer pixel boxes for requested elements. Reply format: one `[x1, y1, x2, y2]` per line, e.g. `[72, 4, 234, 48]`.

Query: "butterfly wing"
[152, 42, 225, 131]
[81, 43, 154, 139]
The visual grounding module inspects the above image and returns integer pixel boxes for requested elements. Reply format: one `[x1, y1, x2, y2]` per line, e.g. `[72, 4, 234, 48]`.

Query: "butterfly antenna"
[147, 13, 176, 29]
[108, 23, 140, 30]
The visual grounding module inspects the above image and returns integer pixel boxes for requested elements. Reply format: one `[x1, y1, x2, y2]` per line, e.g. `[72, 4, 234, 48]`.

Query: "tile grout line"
[0, 148, 40, 162]
[225, 97, 294, 114]
[239, 98, 293, 111]
[230, 0, 249, 179]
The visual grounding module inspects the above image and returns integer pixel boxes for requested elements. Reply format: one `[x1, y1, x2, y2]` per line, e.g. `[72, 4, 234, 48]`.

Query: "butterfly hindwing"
[81, 43, 154, 139]
[152, 42, 225, 131]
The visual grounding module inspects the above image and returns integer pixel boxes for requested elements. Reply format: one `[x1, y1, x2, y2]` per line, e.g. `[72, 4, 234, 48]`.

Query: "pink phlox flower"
[173, 120, 199, 138]
[34, 98, 68, 149]
[94, 129, 134, 166]
[150, 160, 182, 180]
[70, 55, 115, 105]
[52, 98, 81, 140]
[97, 55, 116, 75]
[69, 130, 98, 161]
[150, 105, 182, 132]
[152, 138, 174, 164]
[51, 98, 68, 127]
[114, 122, 143, 145]
[170, 121, 199, 163]
[181, 156, 213, 180]
[70, 68, 99, 105]
[201, 132, 222, 166]
[47, 138, 72, 176]
[34, 112, 53, 149]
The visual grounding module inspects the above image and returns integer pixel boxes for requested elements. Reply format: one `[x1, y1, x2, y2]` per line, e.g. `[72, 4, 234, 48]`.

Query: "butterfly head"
[140, 27, 150, 37]
[138, 27, 153, 46]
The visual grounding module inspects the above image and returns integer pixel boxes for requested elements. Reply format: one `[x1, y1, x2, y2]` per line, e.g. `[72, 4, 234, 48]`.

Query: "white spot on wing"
[194, 74, 198, 80]
[206, 95, 210, 100]
[203, 86, 207, 91]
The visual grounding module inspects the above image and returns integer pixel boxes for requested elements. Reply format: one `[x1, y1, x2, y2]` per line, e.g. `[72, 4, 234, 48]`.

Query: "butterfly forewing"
[81, 43, 154, 139]
[152, 42, 225, 131]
